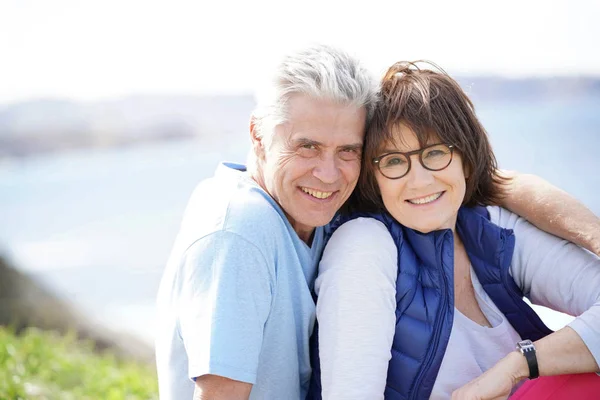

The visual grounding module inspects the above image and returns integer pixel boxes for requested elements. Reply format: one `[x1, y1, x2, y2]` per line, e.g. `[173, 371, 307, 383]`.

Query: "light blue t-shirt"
[156, 162, 325, 400]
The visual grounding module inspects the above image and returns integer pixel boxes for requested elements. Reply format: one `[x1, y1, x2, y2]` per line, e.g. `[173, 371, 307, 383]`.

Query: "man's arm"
[194, 375, 252, 400]
[177, 232, 273, 397]
[500, 171, 600, 256]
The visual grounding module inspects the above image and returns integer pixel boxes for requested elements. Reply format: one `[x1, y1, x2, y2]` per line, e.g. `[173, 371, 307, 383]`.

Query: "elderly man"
[155, 44, 600, 400]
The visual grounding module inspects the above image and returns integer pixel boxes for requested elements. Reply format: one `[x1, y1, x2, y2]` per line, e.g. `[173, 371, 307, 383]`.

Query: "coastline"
[0, 255, 155, 364]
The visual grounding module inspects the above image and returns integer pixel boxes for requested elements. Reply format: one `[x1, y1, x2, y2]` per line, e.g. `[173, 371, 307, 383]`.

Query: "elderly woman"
[308, 62, 600, 399]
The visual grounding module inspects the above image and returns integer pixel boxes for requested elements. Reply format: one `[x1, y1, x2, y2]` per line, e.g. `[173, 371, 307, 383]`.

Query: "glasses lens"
[379, 153, 409, 178]
[421, 144, 452, 170]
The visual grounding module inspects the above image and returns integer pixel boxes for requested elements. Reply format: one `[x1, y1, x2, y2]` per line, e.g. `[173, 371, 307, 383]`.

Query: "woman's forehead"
[381, 122, 441, 151]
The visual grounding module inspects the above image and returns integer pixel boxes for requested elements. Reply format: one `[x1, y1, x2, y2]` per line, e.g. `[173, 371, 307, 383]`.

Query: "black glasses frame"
[373, 143, 455, 179]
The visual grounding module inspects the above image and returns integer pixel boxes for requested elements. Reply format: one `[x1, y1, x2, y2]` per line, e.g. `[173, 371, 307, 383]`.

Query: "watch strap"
[517, 340, 539, 379]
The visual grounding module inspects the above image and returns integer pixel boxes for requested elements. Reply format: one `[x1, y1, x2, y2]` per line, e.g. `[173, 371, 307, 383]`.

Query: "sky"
[1, 0, 599, 104]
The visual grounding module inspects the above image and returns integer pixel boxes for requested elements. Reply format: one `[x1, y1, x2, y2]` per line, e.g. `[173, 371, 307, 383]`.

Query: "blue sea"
[0, 97, 599, 345]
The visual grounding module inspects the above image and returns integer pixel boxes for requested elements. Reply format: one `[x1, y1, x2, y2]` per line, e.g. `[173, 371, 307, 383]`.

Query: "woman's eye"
[425, 150, 444, 158]
[384, 157, 405, 167]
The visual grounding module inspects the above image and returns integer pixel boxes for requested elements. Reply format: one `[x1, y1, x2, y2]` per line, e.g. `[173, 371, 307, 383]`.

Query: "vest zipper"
[409, 234, 450, 400]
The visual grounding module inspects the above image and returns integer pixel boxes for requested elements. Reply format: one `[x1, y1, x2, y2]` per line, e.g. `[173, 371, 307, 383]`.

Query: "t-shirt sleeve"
[176, 231, 274, 384]
[315, 217, 398, 400]
[489, 205, 600, 366]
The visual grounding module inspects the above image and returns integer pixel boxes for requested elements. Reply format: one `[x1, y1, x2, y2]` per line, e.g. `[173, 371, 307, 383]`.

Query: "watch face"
[518, 340, 535, 352]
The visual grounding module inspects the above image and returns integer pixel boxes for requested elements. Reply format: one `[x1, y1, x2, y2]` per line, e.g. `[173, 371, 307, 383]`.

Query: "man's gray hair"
[251, 44, 378, 149]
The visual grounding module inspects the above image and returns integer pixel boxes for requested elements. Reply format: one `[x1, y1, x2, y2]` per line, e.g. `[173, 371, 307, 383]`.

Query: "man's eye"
[339, 148, 360, 161]
[298, 144, 319, 158]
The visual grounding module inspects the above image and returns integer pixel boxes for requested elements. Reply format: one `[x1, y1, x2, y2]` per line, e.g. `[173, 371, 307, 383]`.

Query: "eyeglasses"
[373, 143, 455, 179]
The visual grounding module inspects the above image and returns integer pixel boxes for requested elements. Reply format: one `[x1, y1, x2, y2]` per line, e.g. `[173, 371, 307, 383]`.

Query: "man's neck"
[296, 228, 316, 246]
[249, 171, 316, 246]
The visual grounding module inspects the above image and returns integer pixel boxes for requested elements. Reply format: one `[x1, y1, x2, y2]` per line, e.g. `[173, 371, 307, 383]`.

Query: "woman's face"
[375, 123, 467, 233]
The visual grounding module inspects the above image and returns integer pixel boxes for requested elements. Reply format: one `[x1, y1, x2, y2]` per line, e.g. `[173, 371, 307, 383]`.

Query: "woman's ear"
[463, 160, 471, 180]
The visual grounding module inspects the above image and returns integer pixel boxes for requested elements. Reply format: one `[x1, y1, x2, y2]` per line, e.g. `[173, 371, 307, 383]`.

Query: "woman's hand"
[451, 352, 528, 400]
[454, 327, 600, 399]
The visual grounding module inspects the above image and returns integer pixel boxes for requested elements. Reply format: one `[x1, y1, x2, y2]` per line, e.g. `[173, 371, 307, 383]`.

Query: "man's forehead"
[267, 94, 365, 149]
[285, 93, 366, 121]
[283, 126, 364, 146]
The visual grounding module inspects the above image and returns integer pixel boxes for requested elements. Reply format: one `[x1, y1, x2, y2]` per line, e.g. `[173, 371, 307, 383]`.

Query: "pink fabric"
[511, 373, 600, 399]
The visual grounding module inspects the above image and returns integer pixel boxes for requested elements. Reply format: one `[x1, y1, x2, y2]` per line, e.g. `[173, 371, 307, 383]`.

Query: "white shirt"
[315, 206, 600, 399]
[430, 266, 522, 399]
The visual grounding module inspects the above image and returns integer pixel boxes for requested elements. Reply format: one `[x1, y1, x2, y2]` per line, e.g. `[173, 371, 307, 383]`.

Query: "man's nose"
[313, 153, 341, 184]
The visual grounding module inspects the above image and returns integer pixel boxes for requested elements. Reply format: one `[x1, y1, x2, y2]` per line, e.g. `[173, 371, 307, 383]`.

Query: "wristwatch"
[516, 339, 539, 379]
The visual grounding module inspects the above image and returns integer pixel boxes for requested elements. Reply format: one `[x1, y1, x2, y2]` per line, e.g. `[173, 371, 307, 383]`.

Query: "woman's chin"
[412, 226, 439, 234]
[403, 219, 455, 234]
[402, 222, 437, 234]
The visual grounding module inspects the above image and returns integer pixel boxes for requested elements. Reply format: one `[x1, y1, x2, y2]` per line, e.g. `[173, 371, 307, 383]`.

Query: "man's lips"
[300, 187, 335, 200]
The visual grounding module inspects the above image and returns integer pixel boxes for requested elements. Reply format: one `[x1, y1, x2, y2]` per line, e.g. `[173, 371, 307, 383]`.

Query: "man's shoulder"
[202, 176, 286, 230]
[162, 165, 288, 288]
[180, 164, 290, 248]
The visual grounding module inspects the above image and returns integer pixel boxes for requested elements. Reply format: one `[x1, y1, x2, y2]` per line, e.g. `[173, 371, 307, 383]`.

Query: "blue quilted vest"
[307, 206, 552, 400]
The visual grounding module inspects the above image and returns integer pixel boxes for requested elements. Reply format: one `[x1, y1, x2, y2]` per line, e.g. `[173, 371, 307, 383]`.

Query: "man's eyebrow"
[294, 138, 322, 146]
[292, 139, 363, 150]
[338, 143, 363, 150]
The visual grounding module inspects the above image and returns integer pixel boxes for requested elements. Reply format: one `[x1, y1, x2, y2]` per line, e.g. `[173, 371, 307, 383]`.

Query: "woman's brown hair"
[349, 61, 510, 213]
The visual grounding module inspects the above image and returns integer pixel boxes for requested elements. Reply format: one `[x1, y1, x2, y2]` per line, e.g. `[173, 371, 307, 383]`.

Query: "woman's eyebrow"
[379, 147, 402, 154]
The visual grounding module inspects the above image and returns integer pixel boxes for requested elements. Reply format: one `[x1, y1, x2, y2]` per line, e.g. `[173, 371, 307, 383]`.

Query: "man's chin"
[297, 213, 337, 230]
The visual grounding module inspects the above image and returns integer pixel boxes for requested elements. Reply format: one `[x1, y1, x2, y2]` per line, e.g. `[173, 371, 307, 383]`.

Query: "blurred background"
[0, 0, 599, 397]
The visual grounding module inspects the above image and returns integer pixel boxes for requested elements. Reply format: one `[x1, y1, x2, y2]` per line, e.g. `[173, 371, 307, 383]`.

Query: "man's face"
[254, 94, 366, 242]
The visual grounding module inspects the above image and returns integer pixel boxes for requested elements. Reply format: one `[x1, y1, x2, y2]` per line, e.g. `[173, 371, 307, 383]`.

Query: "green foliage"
[0, 326, 158, 400]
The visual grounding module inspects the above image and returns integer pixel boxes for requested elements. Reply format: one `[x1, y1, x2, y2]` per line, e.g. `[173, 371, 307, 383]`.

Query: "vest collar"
[456, 206, 513, 270]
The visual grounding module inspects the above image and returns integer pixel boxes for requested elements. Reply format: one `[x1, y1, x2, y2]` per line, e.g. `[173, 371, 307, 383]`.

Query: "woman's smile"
[406, 191, 445, 205]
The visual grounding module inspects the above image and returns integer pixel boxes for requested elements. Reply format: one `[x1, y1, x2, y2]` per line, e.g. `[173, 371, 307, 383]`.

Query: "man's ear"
[249, 116, 265, 161]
